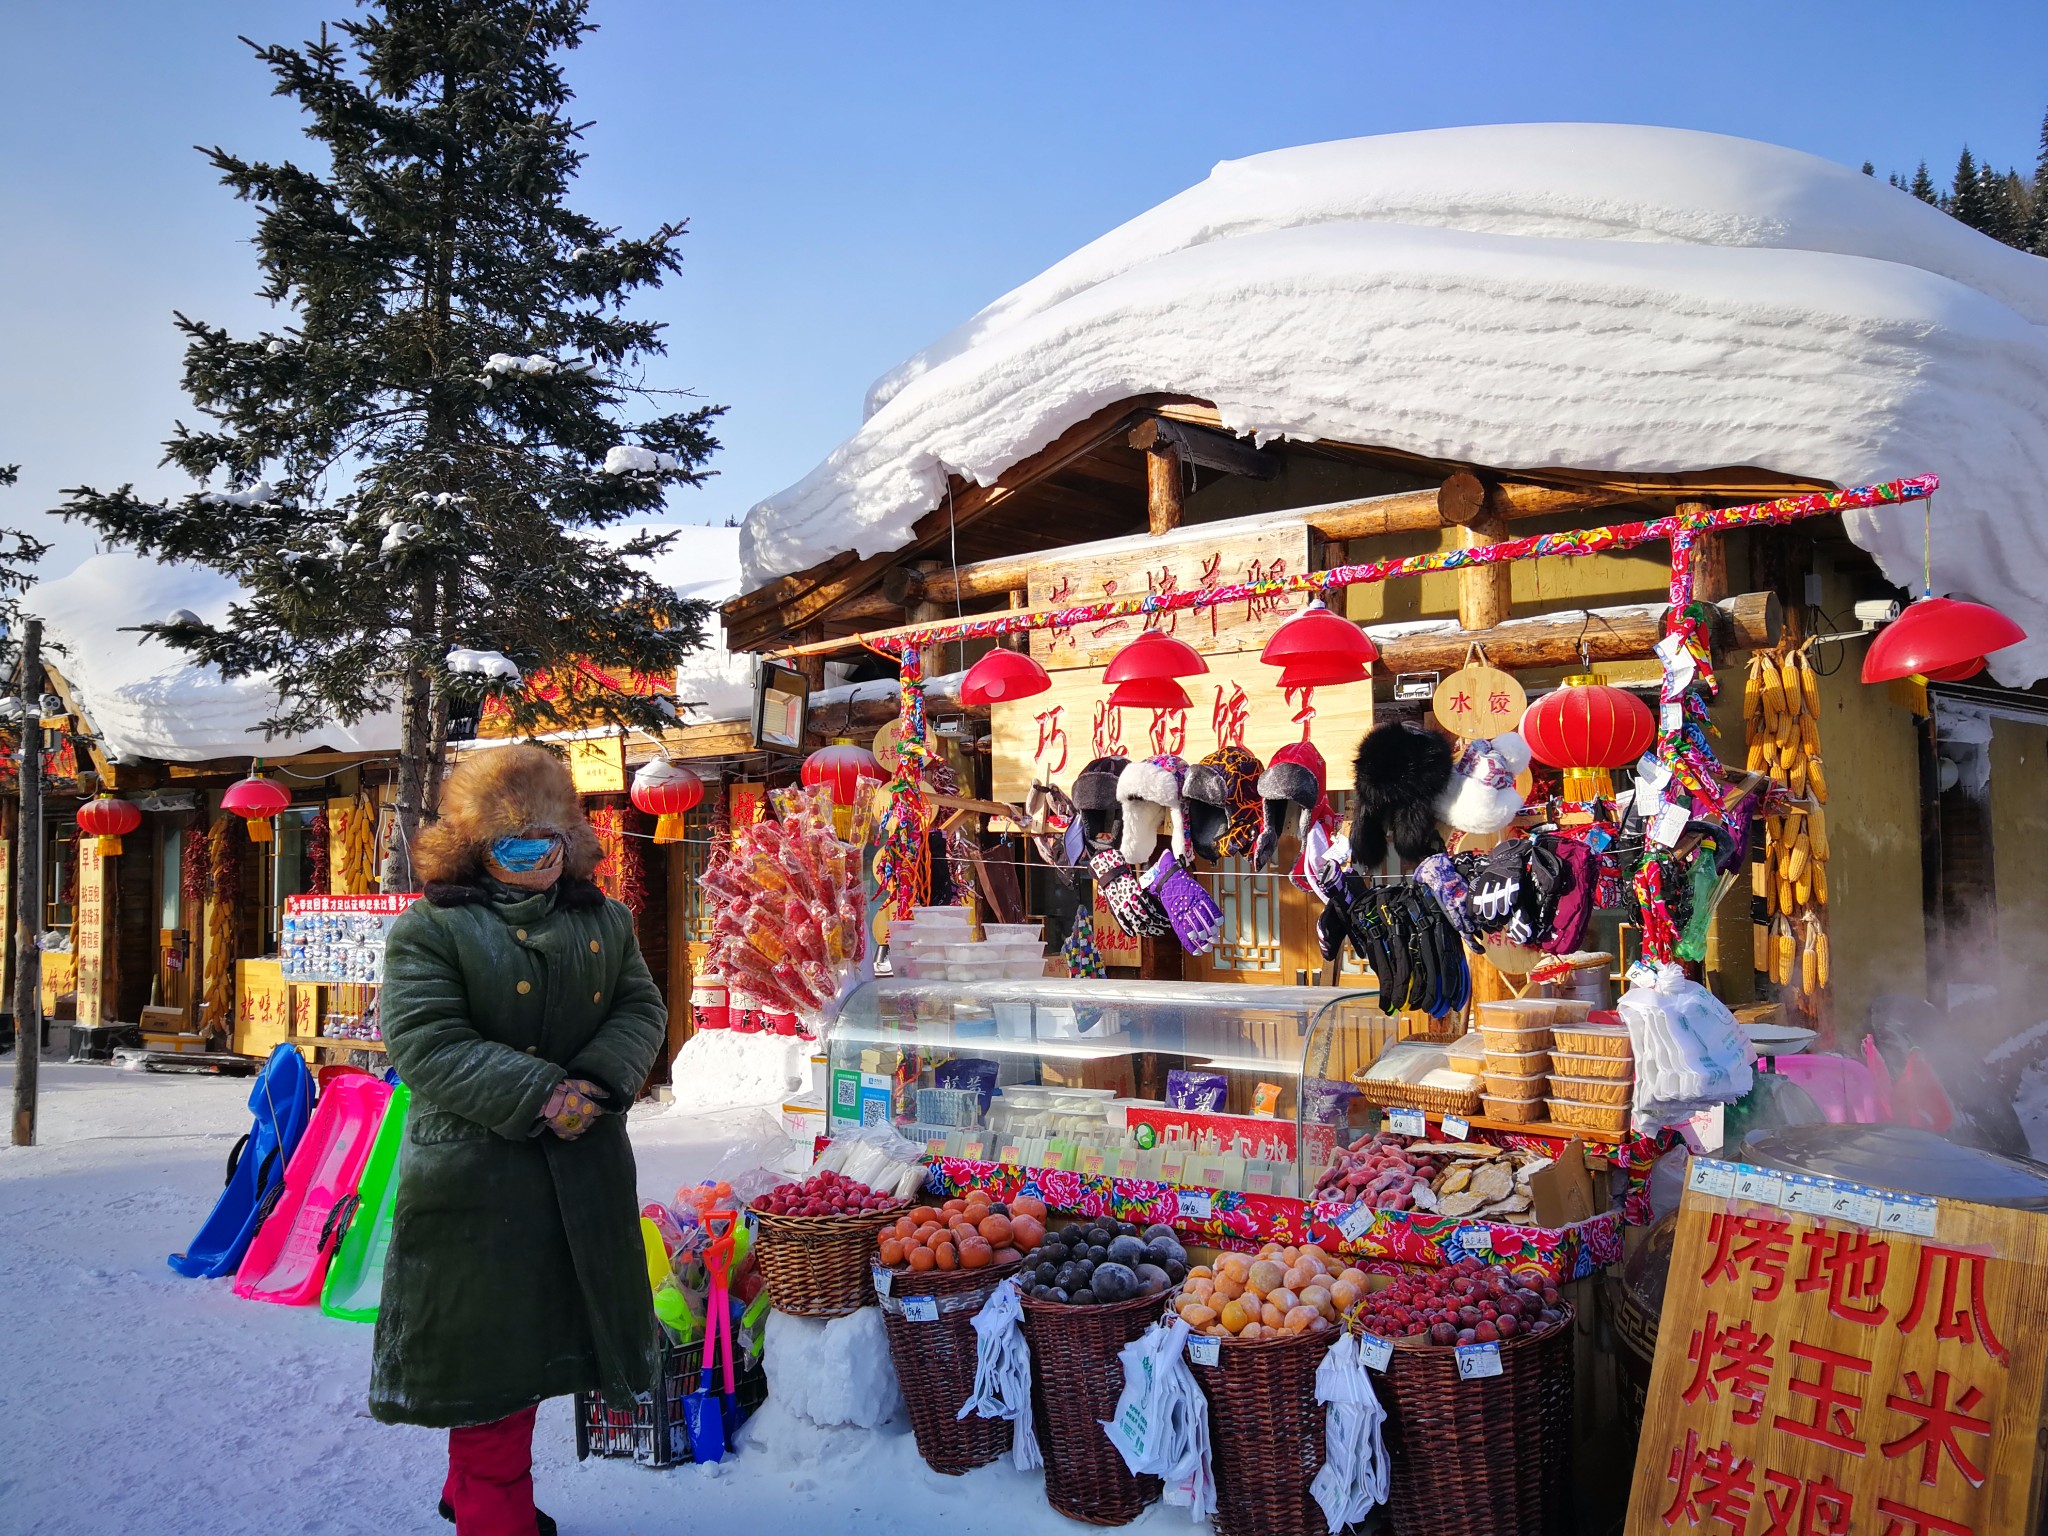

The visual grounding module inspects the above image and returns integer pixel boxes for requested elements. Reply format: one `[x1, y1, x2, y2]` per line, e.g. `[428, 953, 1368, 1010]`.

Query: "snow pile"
[602, 444, 681, 475]
[445, 646, 522, 682]
[483, 352, 559, 377]
[740, 124, 2048, 685]
[22, 552, 401, 763]
[763, 1308, 905, 1429]
[661, 1027, 809, 1113]
[201, 481, 276, 509]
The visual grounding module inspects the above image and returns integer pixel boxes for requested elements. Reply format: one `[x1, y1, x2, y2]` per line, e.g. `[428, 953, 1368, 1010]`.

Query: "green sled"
[320, 1082, 410, 1323]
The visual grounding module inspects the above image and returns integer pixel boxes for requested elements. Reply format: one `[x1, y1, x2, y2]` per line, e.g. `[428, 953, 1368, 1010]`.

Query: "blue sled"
[169, 1043, 314, 1278]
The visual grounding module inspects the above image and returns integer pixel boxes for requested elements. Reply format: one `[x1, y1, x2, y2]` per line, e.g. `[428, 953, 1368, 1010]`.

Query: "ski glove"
[1143, 850, 1223, 955]
[541, 1078, 607, 1139]
[1089, 847, 1172, 939]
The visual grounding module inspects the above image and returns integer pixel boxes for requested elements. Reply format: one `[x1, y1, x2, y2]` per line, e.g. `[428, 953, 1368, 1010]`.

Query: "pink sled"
[234, 1072, 393, 1305]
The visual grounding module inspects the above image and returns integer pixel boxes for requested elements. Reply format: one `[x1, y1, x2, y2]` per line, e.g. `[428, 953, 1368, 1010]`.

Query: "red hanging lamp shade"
[1260, 601, 1379, 673]
[77, 795, 142, 856]
[1860, 597, 2026, 684]
[1522, 675, 1655, 801]
[222, 771, 292, 843]
[800, 739, 885, 807]
[960, 647, 1051, 705]
[631, 758, 704, 845]
[1104, 628, 1208, 684]
[1106, 676, 1192, 711]
[1275, 658, 1372, 691]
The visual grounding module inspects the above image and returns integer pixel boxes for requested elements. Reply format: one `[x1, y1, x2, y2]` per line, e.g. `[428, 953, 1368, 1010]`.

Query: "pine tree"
[0, 466, 48, 675]
[1861, 161, 1875, 176]
[58, 2, 723, 888]
[1949, 147, 1989, 229]
[2029, 105, 2048, 256]
[1908, 161, 1939, 204]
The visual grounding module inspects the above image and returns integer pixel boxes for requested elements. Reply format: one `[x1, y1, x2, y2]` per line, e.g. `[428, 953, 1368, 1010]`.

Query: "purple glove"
[1143, 850, 1223, 955]
[541, 1078, 607, 1139]
[1089, 846, 1171, 939]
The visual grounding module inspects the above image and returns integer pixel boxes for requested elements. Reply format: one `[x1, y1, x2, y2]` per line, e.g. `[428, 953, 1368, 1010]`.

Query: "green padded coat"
[368, 884, 666, 1428]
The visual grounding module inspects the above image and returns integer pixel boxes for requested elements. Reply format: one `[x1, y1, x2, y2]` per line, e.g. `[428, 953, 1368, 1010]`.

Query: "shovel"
[681, 1229, 733, 1464]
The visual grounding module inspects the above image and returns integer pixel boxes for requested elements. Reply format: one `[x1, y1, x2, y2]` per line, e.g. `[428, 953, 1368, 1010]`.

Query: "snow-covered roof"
[740, 124, 2048, 684]
[27, 524, 752, 763]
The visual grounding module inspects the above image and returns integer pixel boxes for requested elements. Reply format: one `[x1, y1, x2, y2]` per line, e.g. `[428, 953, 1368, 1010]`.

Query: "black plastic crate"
[573, 1335, 767, 1467]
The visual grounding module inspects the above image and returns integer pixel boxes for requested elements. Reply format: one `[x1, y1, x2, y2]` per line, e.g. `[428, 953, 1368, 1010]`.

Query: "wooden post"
[1146, 445, 1183, 537]
[1440, 473, 1513, 631]
[12, 619, 43, 1147]
[904, 558, 949, 705]
[1682, 502, 1729, 601]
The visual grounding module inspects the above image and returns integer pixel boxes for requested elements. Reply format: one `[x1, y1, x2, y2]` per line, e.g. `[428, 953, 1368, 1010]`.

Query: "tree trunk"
[381, 658, 433, 894]
[12, 619, 43, 1146]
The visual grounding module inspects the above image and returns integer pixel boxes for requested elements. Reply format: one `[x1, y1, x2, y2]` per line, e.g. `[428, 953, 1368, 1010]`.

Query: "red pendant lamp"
[960, 647, 1051, 705]
[222, 769, 292, 843]
[1521, 675, 1656, 801]
[1276, 659, 1371, 691]
[77, 795, 142, 856]
[1106, 676, 1192, 711]
[1104, 628, 1208, 684]
[1861, 597, 2026, 684]
[1260, 600, 1377, 688]
[631, 757, 705, 845]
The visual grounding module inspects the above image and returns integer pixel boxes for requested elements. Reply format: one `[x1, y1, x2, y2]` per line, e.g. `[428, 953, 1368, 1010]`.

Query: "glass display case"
[825, 978, 1401, 1199]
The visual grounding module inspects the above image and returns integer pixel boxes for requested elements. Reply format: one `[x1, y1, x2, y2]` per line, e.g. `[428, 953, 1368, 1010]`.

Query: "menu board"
[281, 893, 420, 984]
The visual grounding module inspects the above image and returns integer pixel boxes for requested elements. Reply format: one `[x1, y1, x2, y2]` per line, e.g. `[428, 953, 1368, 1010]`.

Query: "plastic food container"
[1546, 1097, 1631, 1135]
[909, 906, 973, 927]
[1552, 1023, 1633, 1059]
[1481, 1093, 1545, 1123]
[992, 1001, 1034, 1040]
[984, 922, 1044, 941]
[1483, 1071, 1547, 1100]
[1478, 1026, 1554, 1055]
[1547, 1073, 1631, 1107]
[1475, 999, 1563, 1028]
[1482, 1048, 1550, 1077]
[1544, 997, 1596, 1023]
[1443, 1032, 1487, 1070]
[1550, 1050, 1632, 1081]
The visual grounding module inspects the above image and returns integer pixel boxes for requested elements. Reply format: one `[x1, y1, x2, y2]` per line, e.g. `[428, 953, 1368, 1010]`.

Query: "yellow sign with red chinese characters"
[1627, 1167, 2048, 1536]
[74, 839, 106, 1027]
[1431, 663, 1526, 740]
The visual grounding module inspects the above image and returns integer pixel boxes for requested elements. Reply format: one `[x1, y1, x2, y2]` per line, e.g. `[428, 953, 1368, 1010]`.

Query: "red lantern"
[1104, 628, 1208, 684]
[960, 647, 1051, 705]
[1106, 676, 1191, 711]
[1521, 675, 1656, 801]
[77, 795, 142, 856]
[222, 772, 292, 843]
[1260, 601, 1378, 678]
[801, 740, 885, 807]
[631, 758, 704, 846]
[1861, 597, 2026, 684]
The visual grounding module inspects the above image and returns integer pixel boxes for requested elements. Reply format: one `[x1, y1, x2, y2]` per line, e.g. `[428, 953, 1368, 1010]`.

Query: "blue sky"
[4, 1, 2045, 575]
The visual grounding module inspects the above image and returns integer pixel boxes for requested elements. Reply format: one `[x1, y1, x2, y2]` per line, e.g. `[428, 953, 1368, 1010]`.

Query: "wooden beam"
[1145, 444, 1183, 536]
[1372, 591, 1780, 673]
[1128, 417, 1278, 480]
[1458, 508, 1513, 631]
[1439, 469, 1643, 528]
[1683, 501, 1731, 602]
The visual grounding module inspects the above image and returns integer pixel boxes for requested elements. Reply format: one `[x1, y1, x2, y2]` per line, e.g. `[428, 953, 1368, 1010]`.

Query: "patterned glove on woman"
[1143, 850, 1223, 955]
[1089, 846, 1172, 939]
[541, 1078, 607, 1139]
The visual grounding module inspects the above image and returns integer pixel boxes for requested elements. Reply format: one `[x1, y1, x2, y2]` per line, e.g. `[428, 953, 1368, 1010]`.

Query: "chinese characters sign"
[1431, 663, 1527, 740]
[1027, 525, 1313, 668]
[74, 838, 105, 1027]
[281, 894, 420, 984]
[990, 651, 1373, 803]
[1626, 1170, 2048, 1536]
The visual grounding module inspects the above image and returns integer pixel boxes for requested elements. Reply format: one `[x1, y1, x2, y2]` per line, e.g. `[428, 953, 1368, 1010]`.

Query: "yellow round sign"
[1431, 664, 1527, 740]
[873, 719, 904, 775]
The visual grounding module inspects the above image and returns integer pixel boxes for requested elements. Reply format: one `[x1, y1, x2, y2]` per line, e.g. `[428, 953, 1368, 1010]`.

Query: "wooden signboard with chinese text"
[233, 959, 290, 1056]
[991, 651, 1372, 804]
[567, 734, 626, 795]
[74, 839, 106, 1026]
[0, 834, 11, 1003]
[1027, 523, 1313, 668]
[1627, 1166, 2048, 1536]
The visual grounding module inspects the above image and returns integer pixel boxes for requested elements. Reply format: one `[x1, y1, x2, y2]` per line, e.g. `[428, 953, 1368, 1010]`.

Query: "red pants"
[443, 1405, 539, 1536]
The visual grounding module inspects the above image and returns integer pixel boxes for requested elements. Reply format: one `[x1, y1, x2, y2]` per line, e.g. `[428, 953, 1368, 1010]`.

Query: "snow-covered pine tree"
[1948, 147, 1988, 229]
[2029, 107, 2048, 257]
[1908, 161, 1939, 205]
[57, 1, 722, 889]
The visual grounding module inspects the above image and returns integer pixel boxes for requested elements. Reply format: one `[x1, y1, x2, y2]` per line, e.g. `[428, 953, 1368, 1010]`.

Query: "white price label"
[873, 1266, 894, 1296]
[1821, 1182, 1883, 1228]
[1389, 1108, 1427, 1138]
[1442, 1115, 1471, 1141]
[1179, 1191, 1213, 1220]
[1187, 1336, 1221, 1367]
[1731, 1164, 1784, 1207]
[1650, 801, 1690, 847]
[1455, 1343, 1504, 1380]
[1626, 960, 1660, 989]
[900, 1295, 939, 1323]
[1338, 1202, 1376, 1242]
[1687, 1158, 1737, 1198]
[1777, 1173, 1826, 1215]
[1878, 1192, 1939, 1237]
[1360, 1333, 1394, 1372]
[1659, 701, 1684, 734]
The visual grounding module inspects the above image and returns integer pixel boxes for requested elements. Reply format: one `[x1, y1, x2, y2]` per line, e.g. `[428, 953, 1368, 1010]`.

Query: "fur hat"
[1071, 756, 1127, 848]
[1435, 732, 1532, 837]
[1184, 746, 1264, 862]
[1350, 722, 1454, 870]
[414, 743, 604, 903]
[1116, 753, 1189, 866]
[1254, 741, 1335, 871]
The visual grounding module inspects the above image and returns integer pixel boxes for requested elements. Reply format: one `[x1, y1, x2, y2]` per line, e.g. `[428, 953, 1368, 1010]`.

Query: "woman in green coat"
[371, 744, 667, 1536]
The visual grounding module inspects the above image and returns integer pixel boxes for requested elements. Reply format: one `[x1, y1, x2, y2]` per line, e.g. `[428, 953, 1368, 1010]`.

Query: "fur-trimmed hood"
[414, 744, 605, 902]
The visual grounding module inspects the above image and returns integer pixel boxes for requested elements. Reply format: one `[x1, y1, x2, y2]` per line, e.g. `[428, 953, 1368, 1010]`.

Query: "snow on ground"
[2, 1061, 1169, 1536]
[739, 124, 2048, 686]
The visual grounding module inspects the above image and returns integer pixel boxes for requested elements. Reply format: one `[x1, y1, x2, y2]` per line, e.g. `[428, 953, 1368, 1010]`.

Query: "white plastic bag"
[1623, 963, 1755, 1132]
[1309, 1332, 1390, 1531]
[958, 1279, 1040, 1471]
[1101, 1316, 1214, 1522]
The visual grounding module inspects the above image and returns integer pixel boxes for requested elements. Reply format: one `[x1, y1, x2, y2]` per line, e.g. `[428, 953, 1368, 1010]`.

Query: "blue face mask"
[490, 836, 559, 872]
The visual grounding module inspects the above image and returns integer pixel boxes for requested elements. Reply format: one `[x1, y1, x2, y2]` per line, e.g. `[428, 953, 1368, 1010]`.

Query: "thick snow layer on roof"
[23, 552, 402, 763]
[742, 124, 2048, 684]
[592, 522, 755, 722]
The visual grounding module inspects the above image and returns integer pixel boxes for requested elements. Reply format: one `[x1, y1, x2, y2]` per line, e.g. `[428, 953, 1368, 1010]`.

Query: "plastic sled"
[170, 1043, 315, 1279]
[319, 1082, 411, 1322]
[233, 1073, 392, 1305]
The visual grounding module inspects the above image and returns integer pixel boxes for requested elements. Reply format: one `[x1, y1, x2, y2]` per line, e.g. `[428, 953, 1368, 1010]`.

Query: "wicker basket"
[748, 1202, 902, 1318]
[1352, 1077, 1483, 1121]
[1379, 1305, 1576, 1536]
[875, 1258, 1024, 1474]
[1020, 1290, 1168, 1525]
[1193, 1327, 1340, 1536]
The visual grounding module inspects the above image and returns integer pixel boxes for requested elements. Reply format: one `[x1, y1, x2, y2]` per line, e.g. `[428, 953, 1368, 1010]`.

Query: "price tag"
[1187, 1335, 1221, 1367]
[1455, 1343, 1504, 1380]
[901, 1295, 939, 1323]
[1626, 960, 1660, 989]
[1659, 700, 1684, 734]
[1687, 1158, 1737, 1198]
[1442, 1115, 1471, 1141]
[999, 1145, 1024, 1167]
[1731, 1163, 1784, 1207]
[1359, 1333, 1394, 1372]
[1179, 1190, 1213, 1220]
[1338, 1202, 1376, 1242]
[1821, 1181, 1883, 1228]
[1878, 1191, 1939, 1237]
[873, 1266, 894, 1296]
[1779, 1173, 1831, 1216]
[1388, 1108, 1427, 1138]
[1650, 801, 1690, 848]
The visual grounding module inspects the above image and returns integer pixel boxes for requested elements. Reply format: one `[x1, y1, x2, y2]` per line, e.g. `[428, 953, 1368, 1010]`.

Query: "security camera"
[1854, 599, 1902, 630]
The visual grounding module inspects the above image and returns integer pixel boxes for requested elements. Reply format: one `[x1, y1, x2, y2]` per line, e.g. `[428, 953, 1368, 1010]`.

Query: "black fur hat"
[1350, 722, 1454, 871]
[1071, 755, 1127, 848]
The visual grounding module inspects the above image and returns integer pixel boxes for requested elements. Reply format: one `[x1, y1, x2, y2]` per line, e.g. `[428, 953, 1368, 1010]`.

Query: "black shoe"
[438, 1498, 556, 1534]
